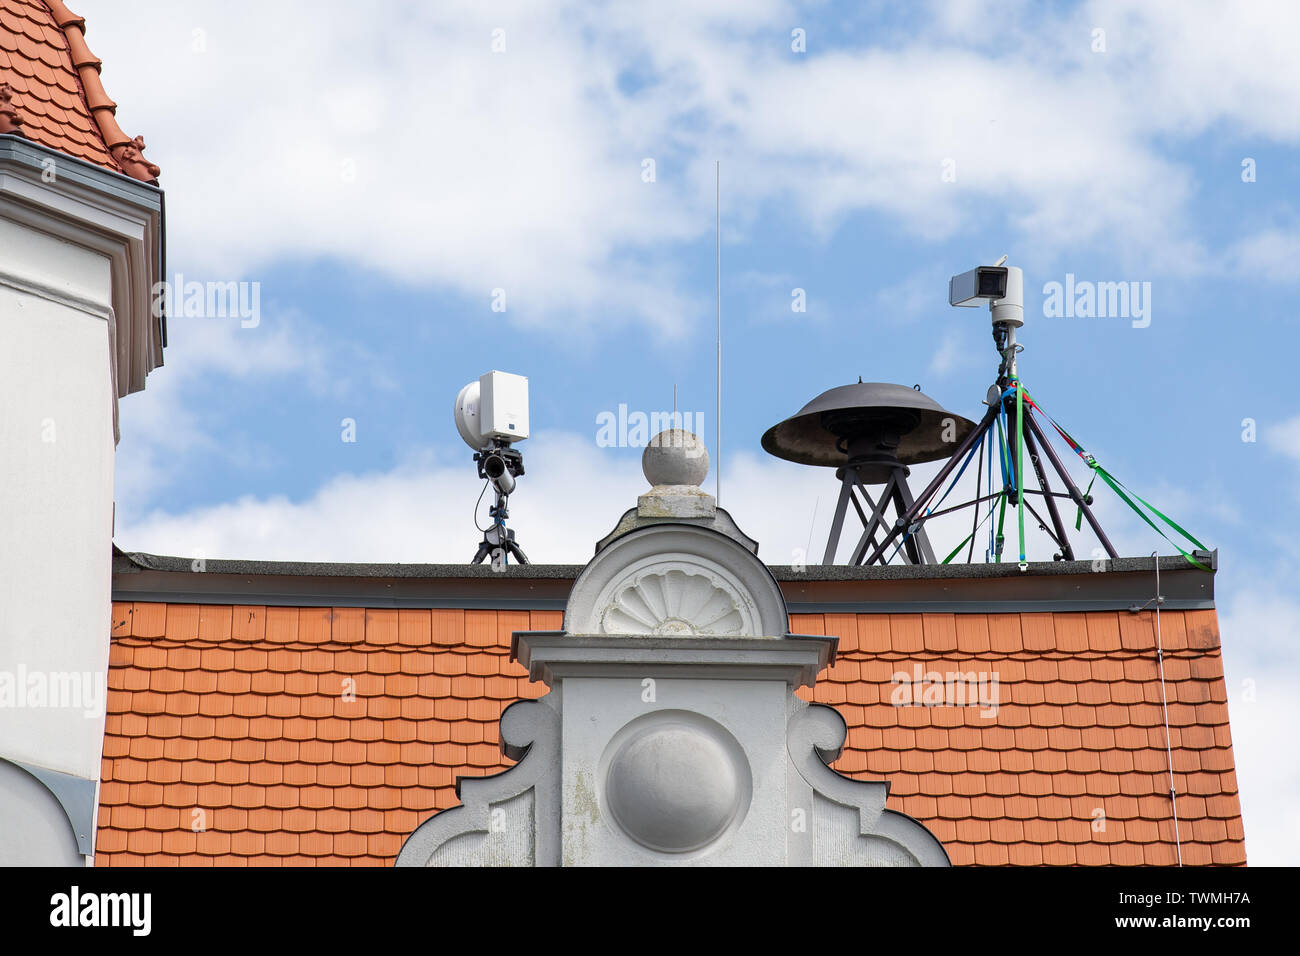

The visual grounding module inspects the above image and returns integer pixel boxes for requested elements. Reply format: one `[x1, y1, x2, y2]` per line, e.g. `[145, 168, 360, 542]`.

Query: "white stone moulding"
[396, 521, 950, 866]
[786, 704, 951, 866]
[1, 135, 164, 441]
[565, 525, 789, 639]
[395, 690, 949, 867]
[601, 565, 751, 636]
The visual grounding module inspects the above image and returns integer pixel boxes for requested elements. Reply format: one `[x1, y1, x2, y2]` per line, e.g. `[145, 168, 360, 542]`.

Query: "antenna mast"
[716, 160, 722, 504]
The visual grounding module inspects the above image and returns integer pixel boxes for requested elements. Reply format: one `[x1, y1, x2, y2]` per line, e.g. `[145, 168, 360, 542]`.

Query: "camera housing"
[454, 370, 530, 449]
[949, 264, 1023, 328]
[949, 266, 1007, 306]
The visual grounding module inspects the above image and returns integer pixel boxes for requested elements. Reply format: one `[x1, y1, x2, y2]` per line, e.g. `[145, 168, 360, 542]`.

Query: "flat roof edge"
[111, 550, 1213, 614]
[114, 549, 1208, 581]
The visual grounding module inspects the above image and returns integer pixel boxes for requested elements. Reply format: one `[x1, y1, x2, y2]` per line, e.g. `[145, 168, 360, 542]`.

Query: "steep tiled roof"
[98, 601, 1245, 866]
[0, 0, 159, 181]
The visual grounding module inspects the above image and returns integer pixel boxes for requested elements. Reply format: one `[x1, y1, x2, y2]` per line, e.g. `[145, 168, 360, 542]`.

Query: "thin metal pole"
[893, 470, 936, 564]
[803, 497, 819, 568]
[1152, 553, 1183, 866]
[926, 491, 1002, 521]
[823, 472, 854, 564]
[1020, 496, 1065, 550]
[967, 433, 984, 563]
[716, 160, 721, 505]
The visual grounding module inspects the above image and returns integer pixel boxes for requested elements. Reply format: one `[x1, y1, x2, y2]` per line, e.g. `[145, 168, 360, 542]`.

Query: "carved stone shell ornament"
[601, 568, 747, 636]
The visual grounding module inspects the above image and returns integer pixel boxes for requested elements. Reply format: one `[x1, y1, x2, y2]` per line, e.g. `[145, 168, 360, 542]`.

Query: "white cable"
[1152, 552, 1183, 866]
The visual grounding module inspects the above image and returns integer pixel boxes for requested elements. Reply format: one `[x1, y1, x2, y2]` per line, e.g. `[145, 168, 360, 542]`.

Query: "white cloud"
[1264, 414, 1300, 465]
[928, 329, 965, 377]
[1228, 230, 1300, 283]
[1218, 587, 1300, 865]
[116, 430, 832, 564]
[75, 0, 1300, 337]
[113, 306, 344, 512]
[116, 420, 1198, 567]
[1085, 0, 1300, 142]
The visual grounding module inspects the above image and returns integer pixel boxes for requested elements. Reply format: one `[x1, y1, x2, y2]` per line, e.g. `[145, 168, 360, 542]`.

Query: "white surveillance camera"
[949, 264, 1023, 328]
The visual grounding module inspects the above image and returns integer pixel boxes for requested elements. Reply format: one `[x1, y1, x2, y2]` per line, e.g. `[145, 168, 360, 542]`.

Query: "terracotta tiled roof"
[98, 602, 1246, 866]
[0, 0, 159, 181]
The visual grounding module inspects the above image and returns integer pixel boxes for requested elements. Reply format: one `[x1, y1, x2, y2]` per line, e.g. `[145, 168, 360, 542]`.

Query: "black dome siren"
[764, 381, 974, 565]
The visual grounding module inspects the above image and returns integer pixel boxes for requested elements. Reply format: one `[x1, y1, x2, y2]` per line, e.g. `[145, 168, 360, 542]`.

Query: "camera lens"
[977, 267, 1007, 298]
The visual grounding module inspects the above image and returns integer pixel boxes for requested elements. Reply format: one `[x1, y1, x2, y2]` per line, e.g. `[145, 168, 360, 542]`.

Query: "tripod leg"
[849, 472, 897, 565]
[889, 479, 920, 564]
[823, 472, 855, 564]
[862, 402, 1001, 566]
[1021, 419, 1073, 560]
[846, 477, 884, 564]
[1023, 412, 1118, 560]
[507, 539, 529, 565]
[894, 467, 937, 564]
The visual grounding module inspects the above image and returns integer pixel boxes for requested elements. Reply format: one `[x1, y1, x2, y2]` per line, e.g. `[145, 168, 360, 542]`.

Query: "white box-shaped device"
[479, 370, 530, 442]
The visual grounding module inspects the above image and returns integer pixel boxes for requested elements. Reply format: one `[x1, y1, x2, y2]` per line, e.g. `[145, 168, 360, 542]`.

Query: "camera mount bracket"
[470, 440, 530, 567]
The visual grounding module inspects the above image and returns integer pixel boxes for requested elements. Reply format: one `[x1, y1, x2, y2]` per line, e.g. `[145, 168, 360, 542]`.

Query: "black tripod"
[470, 443, 529, 567]
[859, 324, 1119, 568]
[471, 492, 529, 567]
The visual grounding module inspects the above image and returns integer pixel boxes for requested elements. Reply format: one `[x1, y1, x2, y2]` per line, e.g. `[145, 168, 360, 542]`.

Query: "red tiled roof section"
[0, 0, 159, 181]
[791, 609, 1245, 866]
[99, 605, 552, 866]
[98, 603, 1246, 866]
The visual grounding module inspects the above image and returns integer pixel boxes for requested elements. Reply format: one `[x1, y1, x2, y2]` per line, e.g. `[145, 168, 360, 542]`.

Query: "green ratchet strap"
[1020, 385, 1211, 571]
[1074, 472, 1097, 531]
[1086, 459, 1212, 571]
[993, 412, 1010, 563]
[943, 491, 1005, 564]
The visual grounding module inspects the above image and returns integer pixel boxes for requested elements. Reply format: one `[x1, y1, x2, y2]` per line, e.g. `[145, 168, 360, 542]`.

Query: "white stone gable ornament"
[396, 430, 948, 866]
[600, 567, 750, 636]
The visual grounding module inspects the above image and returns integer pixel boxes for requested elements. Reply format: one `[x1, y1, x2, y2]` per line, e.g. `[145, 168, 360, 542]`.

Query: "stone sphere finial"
[642, 429, 709, 487]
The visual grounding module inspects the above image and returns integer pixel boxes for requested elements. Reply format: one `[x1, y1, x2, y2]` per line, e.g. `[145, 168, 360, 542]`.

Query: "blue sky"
[81, 0, 1299, 862]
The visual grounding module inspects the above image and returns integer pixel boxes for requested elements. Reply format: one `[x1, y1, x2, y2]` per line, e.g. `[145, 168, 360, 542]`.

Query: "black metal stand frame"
[856, 372, 1119, 568]
[471, 493, 529, 568]
[823, 462, 937, 566]
[469, 442, 530, 567]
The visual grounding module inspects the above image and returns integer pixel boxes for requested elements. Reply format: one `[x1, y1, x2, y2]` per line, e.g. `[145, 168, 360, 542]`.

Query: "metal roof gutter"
[112, 549, 1215, 613]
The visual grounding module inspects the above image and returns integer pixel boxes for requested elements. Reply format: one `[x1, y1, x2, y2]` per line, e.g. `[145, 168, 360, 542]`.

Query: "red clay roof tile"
[95, 604, 1245, 867]
[2, 1, 158, 179]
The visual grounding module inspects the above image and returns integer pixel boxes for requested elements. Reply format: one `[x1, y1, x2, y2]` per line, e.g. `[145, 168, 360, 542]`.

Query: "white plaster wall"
[0, 214, 115, 782]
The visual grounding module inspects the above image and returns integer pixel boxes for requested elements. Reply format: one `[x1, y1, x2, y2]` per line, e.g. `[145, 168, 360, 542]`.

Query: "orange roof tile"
[0, 0, 158, 179]
[96, 601, 1246, 867]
